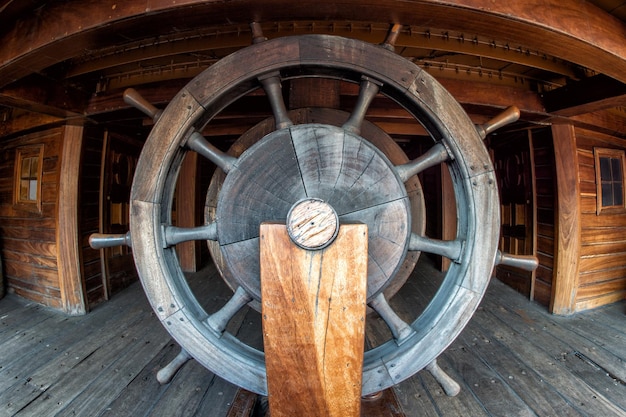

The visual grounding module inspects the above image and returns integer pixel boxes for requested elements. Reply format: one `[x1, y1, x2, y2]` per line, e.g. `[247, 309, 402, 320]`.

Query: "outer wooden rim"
[130, 34, 500, 395]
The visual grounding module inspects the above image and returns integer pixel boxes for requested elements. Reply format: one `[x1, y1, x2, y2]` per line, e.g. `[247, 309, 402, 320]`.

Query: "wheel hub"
[216, 123, 411, 302]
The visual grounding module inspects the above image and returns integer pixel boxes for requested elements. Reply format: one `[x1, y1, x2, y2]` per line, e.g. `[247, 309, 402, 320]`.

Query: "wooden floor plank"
[444, 331, 538, 417]
[471, 301, 626, 417]
[414, 355, 491, 417]
[483, 280, 626, 390]
[55, 324, 171, 417]
[9, 302, 157, 415]
[456, 312, 585, 416]
[0, 258, 625, 417]
[99, 341, 179, 417]
[145, 359, 222, 417]
[0, 288, 148, 396]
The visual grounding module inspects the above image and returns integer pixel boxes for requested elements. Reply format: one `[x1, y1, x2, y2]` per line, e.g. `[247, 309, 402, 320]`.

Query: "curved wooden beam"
[0, 0, 625, 89]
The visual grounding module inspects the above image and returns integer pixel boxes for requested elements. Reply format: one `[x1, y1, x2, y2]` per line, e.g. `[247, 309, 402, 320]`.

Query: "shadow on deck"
[1, 257, 624, 416]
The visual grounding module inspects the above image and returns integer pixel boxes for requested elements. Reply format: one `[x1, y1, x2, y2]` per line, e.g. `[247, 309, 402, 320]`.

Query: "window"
[14, 145, 44, 213]
[595, 147, 626, 214]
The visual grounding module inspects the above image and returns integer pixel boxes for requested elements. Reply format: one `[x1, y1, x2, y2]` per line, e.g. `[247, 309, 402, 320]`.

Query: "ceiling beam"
[542, 74, 626, 117]
[0, 74, 89, 119]
[1, 0, 626, 90]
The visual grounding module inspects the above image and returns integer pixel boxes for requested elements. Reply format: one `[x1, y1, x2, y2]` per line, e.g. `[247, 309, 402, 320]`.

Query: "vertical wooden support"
[176, 152, 199, 272]
[260, 222, 368, 417]
[551, 123, 581, 315]
[527, 130, 538, 301]
[441, 163, 456, 272]
[57, 124, 87, 315]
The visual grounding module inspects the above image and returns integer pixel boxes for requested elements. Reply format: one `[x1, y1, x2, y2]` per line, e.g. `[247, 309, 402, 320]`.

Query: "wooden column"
[551, 123, 581, 315]
[57, 124, 87, 315]
[260, 221, 368, 417]
[176, 152, 199, 272]
[441, 163, 456, 272]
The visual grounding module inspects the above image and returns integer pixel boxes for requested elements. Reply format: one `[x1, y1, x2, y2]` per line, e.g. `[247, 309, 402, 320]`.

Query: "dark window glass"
[598, 154, 624, 210]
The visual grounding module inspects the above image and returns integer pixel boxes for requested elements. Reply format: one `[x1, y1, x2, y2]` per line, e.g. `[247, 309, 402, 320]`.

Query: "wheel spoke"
[368, 293, 415, 345]
[258, 72, 293, 130]
[475, 105, 520, 139]
[396, 142, 452, 182]
[185, 131, 237, 173]
[495, 250, 538, 271]
[205, 286, 253, 334]
[89, 232, 132, 249]
[342, 77, 381, 135]
[156, 348, 192, 384]
[409, 233, 463, 262]
[123, 88, 162, 122]
[162, 222, 217, 247]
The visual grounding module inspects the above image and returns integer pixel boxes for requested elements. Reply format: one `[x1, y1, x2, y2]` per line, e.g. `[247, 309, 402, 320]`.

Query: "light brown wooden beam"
[550, 123, 581, 315]
[1, 0, 626, 89]
[57, 124, 88, 315]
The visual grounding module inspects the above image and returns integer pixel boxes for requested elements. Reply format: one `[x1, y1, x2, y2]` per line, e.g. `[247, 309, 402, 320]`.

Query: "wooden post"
[57, 124, 87, 315]
[551, 123, 581, 314]
[260, 212, 368, 417]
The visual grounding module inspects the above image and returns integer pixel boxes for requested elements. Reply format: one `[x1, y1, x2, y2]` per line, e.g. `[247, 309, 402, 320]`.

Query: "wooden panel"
[0, 127, 63, 310]
[578, 279, 626, 300]
[579, 266, 626, 285]
[574, 125, 626, 311]
[580, 253, 626, 271]
[260, 223, 367, 417]
[575, 290, 626, 311]
[551, 123, 581, 314]
[581, 240, 626, 257]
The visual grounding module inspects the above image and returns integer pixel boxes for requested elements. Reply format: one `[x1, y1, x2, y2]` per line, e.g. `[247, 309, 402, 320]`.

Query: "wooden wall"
[0, 127, 63, 309]
[575, 127, 626, 311]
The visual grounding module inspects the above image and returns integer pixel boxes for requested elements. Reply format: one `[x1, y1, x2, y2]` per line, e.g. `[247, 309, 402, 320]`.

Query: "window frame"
[594, 147, 626, 215]
[13, 144, 44, 214]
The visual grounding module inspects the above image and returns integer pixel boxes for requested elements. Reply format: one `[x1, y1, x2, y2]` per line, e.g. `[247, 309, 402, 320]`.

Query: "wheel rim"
[130, 34, 500, 395]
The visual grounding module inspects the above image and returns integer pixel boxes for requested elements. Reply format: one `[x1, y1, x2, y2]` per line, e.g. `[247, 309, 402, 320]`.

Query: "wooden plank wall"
[80, 127, 105, 308]
[0, 127, 62, 308]
[575, 127, 626, 311]
[532, 128, 557, 307]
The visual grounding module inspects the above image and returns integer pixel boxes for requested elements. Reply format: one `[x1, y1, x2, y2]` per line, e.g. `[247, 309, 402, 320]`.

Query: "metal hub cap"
[286, 198, 339, 250]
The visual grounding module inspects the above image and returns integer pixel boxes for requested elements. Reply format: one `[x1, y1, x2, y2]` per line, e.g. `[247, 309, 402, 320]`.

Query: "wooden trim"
[56, 124, 87, 315]
[528, 129, 538, 301]
[550, 123, 581, 315]
[98, 131, 110, 300]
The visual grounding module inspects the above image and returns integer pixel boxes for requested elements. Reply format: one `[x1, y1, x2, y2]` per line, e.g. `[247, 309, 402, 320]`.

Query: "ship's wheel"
[103, 28, 519, 395]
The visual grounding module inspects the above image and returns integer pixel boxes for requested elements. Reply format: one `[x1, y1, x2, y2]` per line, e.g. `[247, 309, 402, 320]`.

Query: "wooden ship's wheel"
[92, 25, 535, 396]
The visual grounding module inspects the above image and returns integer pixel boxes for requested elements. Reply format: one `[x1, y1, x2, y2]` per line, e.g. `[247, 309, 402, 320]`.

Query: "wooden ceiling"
[1, 0, 625, 139]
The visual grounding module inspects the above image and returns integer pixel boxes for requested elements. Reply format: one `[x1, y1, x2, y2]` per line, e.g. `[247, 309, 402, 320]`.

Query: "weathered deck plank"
[0, 257, 624, 417]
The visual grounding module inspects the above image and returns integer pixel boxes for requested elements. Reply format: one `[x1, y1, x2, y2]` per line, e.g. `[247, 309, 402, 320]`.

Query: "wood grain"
[56, 124, 87, 315]
[260, 223, 368, 417]
[551, 123, 581, 314]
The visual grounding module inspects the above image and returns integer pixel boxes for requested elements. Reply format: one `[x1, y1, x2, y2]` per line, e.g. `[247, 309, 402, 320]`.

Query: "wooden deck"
[1, 257, 625, 417]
